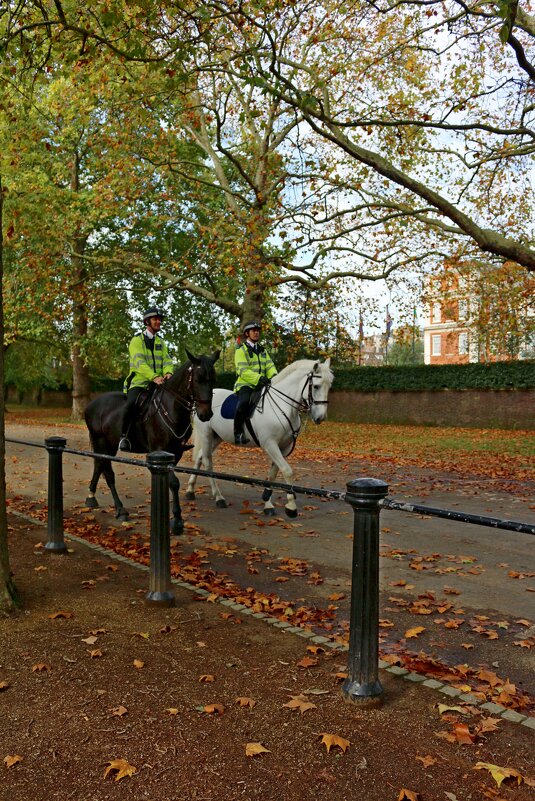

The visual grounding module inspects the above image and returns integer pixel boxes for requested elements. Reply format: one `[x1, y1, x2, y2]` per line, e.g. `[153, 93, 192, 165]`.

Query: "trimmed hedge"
[216, 361, 535, 392]
[331, 361, 535, 391]
[216, 372, 237, 391]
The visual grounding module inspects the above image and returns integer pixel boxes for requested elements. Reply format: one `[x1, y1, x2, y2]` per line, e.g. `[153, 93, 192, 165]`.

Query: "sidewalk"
[1, 516, 533, 801]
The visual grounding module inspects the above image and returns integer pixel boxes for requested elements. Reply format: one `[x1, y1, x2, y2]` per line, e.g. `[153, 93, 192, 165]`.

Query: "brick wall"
[328, 390, 535, 429]
[7, 387, 535, 430]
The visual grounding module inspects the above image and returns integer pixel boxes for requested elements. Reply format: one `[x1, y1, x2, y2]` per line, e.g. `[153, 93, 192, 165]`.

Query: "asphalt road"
[6, 421, 534, 620]
[6, 424, 535, 695]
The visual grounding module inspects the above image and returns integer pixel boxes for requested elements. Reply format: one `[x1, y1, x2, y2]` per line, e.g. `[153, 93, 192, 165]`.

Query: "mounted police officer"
[118, 307, 174, 452]
[233, 321, 277, 445]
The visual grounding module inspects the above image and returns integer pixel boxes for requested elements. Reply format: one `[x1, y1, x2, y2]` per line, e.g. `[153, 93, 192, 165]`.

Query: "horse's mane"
[271, 359, 332, 385]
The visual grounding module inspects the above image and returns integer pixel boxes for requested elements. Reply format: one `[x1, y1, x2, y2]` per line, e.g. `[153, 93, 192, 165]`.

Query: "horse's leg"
[185, 433, 202, 501]
[186, 427, 227, 508]
[201, 433, 227, 508]
[86, 456, 104, 509]
[101, 459, 129, 521]
[262, 462, 279, 517]
[169, 469, 184, 535]
[261, 440, 298, 518]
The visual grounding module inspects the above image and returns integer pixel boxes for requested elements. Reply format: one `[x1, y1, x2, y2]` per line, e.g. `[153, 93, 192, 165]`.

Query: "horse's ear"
[324, 357, 331, 368]
[185, 348, 199, 364]
[312, 360, 320, 372]
[211, 349, 221, 364]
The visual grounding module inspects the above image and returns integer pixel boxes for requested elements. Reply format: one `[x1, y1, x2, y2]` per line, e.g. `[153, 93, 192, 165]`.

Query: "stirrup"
[118, 436, 131, 452]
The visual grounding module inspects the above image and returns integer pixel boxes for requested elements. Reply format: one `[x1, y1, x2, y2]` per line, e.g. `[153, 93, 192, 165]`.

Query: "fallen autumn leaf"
[398, 790, 420, 801]
[319, 733, 350, 753]
[245, 743, 270, 757]
[283, 695, 317, 714]
[4, 755, 23, 768]
[103, 758, 137, 782]
[475, 761, 524, 788]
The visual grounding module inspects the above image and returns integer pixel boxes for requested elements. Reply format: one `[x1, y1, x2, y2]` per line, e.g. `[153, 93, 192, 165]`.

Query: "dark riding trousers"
[234, 385, 254, 436]
[122, 386, 145, 436]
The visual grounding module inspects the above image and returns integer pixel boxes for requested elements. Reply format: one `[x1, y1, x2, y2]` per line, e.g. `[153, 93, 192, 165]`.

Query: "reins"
[149, 366, 199, 443]
[267, 371, 328, 414]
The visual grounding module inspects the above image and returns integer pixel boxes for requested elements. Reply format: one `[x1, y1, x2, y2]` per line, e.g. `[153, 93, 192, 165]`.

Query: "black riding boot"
[119, 387, 143, 451]
[234, 392, 251, 445]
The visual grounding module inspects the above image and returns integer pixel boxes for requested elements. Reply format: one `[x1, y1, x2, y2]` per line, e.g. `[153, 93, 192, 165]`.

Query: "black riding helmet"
[143, 306, 165, 324]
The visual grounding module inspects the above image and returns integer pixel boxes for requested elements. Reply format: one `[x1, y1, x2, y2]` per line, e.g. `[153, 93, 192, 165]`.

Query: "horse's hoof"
[85, 496, 99, 509]
[262, 488, 272, 502]
[116, 510, 129, 522]
[184, 491, 195, 501]
[215, 499, 228, 509]
[285, 507, 298, 519]
[171, 519, 184, 535]
[263, 507, 276, 517]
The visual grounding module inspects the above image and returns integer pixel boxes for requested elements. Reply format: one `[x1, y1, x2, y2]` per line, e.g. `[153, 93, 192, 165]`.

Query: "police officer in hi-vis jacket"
[118, 307, 174, 451]
[233, 321, 277, 445]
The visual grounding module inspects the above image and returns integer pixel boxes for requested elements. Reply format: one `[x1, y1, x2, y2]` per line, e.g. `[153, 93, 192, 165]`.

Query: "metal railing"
[6, 434, 535, 709]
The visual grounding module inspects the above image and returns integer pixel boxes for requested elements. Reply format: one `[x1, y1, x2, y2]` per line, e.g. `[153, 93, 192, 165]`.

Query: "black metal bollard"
[342, 477, 388, 707]
[44, 436, 68, 554]
[146, 451, 175, 607]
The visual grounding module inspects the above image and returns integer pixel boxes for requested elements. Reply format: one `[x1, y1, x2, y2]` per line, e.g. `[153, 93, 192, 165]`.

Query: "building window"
[458, 299, 468, 320]
[432, 334, 441, 356]
[432, 303, 441, 323]
[459, 332, 468, 355]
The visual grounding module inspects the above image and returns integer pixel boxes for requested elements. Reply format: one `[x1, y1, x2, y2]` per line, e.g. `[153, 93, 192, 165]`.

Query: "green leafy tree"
[1, 1, 442, 337]
[387, 331, 425, 366]
[0, 173, 18, 611]
[275, 281, 362, 365]
[195, 1, 535, 274]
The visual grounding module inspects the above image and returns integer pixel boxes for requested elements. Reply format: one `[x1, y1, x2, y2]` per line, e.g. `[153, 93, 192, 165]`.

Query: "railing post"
[44, 436, 68, 554]
[146, 451, 175, 607]
[342, 477, 388, 707]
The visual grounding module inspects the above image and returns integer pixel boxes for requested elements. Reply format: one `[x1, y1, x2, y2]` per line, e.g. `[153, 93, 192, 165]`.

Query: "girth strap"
[245, 418, 260, 447]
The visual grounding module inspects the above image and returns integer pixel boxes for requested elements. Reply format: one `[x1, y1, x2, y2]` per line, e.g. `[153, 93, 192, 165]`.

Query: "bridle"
[303, 371, 329, 412]
[268, 370, 329, 414]
[248, 369, 329, 455]
[150, 365, 212, 441]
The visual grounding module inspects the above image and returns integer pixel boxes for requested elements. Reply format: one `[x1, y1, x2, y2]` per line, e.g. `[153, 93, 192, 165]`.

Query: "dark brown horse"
[84, 350, 219, 534]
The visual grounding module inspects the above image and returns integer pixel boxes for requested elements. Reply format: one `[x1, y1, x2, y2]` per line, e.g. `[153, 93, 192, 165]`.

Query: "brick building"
[423, 297, 473, 365]
[423, 268, 534, 365]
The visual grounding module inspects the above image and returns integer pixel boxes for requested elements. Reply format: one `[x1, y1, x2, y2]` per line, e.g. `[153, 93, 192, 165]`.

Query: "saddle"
[135, 384, 158, 422]
[220, 387, 263, 421]
[126, 384, 194, 451]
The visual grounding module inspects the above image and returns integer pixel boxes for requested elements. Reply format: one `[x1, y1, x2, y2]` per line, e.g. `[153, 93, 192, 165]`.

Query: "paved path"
[5, 421, 535, 694]
[6, 422, 533, 616]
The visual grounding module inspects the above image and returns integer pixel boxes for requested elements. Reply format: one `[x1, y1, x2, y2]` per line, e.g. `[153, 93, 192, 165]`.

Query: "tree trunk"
[0, 174, 20, 612]
[240, 267, 266, 329]
[71, 297, 91, 420]
[70, 154, 91, 421]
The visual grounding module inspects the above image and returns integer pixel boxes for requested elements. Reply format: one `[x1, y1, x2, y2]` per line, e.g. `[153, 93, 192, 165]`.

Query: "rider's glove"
[257, 375, 270, 388]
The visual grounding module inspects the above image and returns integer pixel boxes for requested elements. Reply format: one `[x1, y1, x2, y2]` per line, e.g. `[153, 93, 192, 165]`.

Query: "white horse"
[185, 358, 334, 517]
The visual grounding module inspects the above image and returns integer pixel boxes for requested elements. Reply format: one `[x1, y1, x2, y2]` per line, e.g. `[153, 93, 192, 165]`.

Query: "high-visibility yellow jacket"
[234, 343, 277, 391]
[123, 333, 174, 392]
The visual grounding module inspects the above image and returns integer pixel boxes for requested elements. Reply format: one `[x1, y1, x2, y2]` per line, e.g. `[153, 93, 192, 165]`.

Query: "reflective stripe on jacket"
[233, 344, 277, 391]
[123, 334, 174, 392]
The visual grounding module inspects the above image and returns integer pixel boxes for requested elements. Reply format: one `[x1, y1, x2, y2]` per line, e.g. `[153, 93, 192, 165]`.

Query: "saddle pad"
[221, 393, 239, 419]
[220, 390, 262, 420]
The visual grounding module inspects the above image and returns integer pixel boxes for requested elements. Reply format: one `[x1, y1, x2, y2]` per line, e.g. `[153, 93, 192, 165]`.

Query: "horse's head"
[185, 349, 220, 422]
[305, 358, 334, 424]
